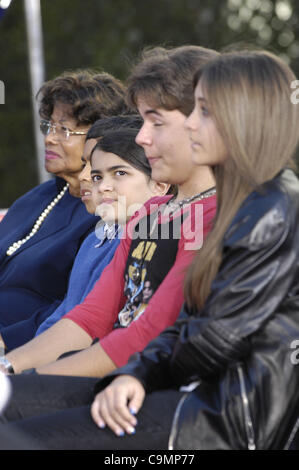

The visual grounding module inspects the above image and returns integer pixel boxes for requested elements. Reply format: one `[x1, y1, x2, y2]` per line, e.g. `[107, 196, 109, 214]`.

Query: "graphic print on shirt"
[114, 200, 207, 330]
[117, 241, 157, 327]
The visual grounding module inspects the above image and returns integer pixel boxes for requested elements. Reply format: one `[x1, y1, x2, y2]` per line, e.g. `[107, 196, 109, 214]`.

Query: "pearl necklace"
[6, 183, 69, 256]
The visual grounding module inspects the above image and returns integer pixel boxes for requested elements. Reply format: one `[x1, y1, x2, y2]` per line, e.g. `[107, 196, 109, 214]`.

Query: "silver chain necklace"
[6, 183, 69, 256]
[130, 186, 217, 285]
[148, 186, 217, 237]
[166, 186, 216, 213]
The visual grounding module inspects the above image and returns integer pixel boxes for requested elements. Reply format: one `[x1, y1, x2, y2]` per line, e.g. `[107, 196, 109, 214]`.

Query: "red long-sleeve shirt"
[65, 194, 216, 367]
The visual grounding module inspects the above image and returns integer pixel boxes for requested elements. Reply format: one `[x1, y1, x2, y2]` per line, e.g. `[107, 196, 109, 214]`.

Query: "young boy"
[35, 115, 145, 336]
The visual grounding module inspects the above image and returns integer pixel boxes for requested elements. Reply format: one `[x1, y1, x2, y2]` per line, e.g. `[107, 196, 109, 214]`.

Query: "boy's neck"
[175, 166, 216, 202]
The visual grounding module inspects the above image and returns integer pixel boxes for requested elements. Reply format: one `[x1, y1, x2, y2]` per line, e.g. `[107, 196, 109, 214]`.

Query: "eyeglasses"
[40, 119, 88, 142]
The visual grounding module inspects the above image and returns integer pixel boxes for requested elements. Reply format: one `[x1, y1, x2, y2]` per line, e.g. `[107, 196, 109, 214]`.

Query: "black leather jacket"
[96, 168, 299, 450]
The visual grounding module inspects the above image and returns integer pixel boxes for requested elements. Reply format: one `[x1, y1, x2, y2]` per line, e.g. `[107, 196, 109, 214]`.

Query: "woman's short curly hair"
[37, 69, 131, 124]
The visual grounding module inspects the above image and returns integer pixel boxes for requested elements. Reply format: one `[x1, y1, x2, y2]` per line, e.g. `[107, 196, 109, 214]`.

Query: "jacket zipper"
[237, 363, 256, 450]
[168, 367, 256, 450]
[168, 393, 188, 450]
[284, 416, 299, 449]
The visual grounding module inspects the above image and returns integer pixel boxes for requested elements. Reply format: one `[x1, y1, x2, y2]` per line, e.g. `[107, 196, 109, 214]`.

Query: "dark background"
[0, 0, 298, 207]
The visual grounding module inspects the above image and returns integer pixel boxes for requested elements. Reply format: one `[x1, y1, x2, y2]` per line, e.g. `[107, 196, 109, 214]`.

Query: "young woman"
[87, 50, 299, 450]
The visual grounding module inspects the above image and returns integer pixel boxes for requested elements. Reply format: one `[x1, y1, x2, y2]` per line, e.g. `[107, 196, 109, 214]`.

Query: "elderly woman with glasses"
[0, 69, 130, 353]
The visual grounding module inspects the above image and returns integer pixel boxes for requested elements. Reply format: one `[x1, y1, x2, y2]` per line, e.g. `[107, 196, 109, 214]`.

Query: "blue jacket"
[36, 227, 121, 335]
[0, 177, 97, 351]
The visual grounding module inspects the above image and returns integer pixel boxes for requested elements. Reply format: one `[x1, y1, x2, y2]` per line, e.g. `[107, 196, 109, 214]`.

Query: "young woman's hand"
[90, 375, 145, 436]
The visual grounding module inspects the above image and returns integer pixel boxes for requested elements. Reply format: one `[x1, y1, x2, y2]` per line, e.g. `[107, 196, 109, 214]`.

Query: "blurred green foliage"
[0, 0, 298, 207]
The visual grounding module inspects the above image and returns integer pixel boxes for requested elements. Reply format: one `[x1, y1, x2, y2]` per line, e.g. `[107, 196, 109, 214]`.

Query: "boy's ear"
[150, 180, 170, 196]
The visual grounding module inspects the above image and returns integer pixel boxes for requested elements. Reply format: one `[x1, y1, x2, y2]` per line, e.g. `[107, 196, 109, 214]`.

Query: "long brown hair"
[184, 50, 299, 310]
